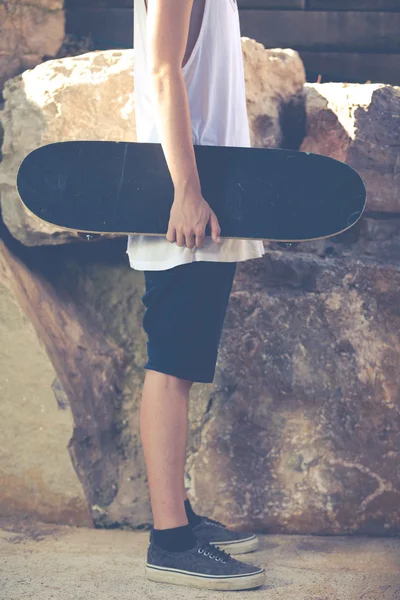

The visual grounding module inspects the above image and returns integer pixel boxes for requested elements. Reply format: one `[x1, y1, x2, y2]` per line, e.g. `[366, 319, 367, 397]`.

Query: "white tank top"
[126, 0, 265, 271]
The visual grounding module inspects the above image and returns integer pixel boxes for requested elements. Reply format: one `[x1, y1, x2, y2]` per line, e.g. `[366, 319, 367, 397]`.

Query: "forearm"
[150, 66, 200, 197]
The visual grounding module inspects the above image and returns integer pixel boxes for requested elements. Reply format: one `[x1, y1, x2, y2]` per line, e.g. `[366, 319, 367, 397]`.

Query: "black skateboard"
[17, 141, 366, 242]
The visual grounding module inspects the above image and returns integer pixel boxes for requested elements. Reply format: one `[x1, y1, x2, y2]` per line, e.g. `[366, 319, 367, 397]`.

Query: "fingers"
[185, 232, 196, 249]
[176, 231, 186, 247]
[180, 230, 201, 249]
[166, 211, 221, 249]
[195, 227, 206, 249]
[166, 223, 176, 244]
[210, 211, 221, 243]
[167, 227, 196, 249]
[167, 222, 204, 249]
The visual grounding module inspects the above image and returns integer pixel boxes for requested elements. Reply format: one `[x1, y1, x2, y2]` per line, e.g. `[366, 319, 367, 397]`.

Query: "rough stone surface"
[187, 249, 400, 535]
[301, 82, 400, 213]
[44, 241, 214, 528]
[0, 49, 136, 246]
[2, 216, 400, 532]
[31, 240, 153, 527]
[1, 42, 400, 536]
[15, 223, 397, 535]
[242, 40, 306, 149]
[0, 41, 305, 247]
[1, 522, 400, 600]
[0, 279, 90, 526]
[286, 215, 400, 265]
[0, 0, 64, 95]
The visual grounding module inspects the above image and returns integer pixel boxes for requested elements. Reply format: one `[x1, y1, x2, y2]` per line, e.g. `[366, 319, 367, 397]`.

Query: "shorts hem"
[144, 362, 215, 384]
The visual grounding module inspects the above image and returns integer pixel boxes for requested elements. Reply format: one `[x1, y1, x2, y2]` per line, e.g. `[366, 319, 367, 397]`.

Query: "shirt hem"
[126, 247, 265, 271]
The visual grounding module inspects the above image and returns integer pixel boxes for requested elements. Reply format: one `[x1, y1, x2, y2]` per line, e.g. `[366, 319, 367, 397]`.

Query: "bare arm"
[146, 0, 221, 249]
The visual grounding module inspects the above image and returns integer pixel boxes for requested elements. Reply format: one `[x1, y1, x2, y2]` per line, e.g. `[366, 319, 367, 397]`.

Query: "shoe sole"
[210, 535, 259, 555]
[146, 564, 266, 590]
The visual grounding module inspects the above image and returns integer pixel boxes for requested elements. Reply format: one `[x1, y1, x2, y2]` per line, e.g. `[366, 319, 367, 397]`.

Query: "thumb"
[210, 211, 221, 243]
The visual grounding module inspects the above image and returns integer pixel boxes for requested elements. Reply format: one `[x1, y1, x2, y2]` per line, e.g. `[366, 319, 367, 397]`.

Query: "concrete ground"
[0, 518, 399, 600]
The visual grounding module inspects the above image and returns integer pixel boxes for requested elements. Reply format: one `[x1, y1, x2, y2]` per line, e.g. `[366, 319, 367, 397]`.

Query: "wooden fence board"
[238, 0, 305, 7]
[65, 0, 400, 8]
[308, 0, 400, 10]
[239, 11, 400, 53]
[67, 0, 132, 7]
[300, 51, 400, 84]
[66, 0, 305, 8]
[66, 9, 133, 48]
[64, 3, 400, 84]
[66, 8, 400, 53]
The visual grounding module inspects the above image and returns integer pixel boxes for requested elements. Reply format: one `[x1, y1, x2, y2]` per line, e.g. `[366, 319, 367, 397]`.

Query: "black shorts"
[141, 261, 237, 383]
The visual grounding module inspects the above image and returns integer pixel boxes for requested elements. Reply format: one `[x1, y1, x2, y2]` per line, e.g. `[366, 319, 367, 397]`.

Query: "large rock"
[2, 217, 400, 533]
[0, 49, 137, 246]
[301, 83, 400, 213]
[21, 221, 398, 535]
[12, 238, 208, 529]
[242, 40, 306, 149]
[2, 41, 400, 536]
[187, 248, 400, 535]
[0, 0, 64, 95]
[0, 41, 305, 246]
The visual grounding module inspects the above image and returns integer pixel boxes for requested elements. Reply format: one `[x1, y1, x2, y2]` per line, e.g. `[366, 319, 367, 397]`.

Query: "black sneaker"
[192, 516, 259, 554]
[146, 536, 265, 590]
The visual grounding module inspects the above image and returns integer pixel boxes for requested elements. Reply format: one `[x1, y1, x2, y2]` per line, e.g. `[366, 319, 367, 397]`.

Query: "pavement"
[1, 518, 399, 600]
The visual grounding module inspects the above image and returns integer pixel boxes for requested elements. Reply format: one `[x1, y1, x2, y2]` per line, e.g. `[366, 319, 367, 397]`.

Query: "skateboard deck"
[17, 141, 366, 242]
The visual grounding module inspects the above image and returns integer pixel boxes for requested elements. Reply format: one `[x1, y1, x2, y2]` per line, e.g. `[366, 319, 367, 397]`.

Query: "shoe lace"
[202, 516, 227, 528]
[198, 542, 231, 564]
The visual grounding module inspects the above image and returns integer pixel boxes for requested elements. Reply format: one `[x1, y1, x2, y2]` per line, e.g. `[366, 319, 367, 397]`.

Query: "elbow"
[149, 61, 182, 82]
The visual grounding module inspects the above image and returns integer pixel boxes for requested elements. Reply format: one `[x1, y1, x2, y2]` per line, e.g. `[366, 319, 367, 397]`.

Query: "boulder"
[0, 0, 64, 95]
[2, 41, 400, 536]
[301, 83, 400, 213]
[2, 216, 400, 533]
[242, 40, 306, 149]
[41, 227, 400, 535]
[187, 249, 400, 535]
[0, 49, 136, 246]
[0, 41, 305, 246]
[0, 50, 136, 246]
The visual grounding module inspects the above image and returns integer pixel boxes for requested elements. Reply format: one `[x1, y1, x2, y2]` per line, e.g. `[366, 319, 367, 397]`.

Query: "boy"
[127, 0, 266, 590]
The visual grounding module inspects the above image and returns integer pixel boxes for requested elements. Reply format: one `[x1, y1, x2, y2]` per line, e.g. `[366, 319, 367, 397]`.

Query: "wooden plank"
[239, 11, 400, 53]
[66, 0, 304, 7]
[66, 0, 132, 7]
[65, 9, 133, 48]
[238, 0, 305, 7]
[308, 1, 400, 11]
[300, 51, 400, 85]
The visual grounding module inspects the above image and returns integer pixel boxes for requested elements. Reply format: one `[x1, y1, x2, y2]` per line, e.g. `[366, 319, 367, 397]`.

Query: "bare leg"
[140, 369, 193, 530]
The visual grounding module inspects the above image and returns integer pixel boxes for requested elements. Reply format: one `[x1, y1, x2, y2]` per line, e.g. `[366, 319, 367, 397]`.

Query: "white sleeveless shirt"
[126, 0, 265, 271]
